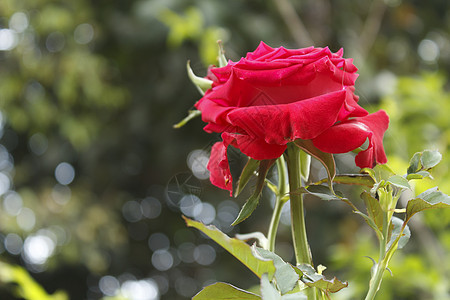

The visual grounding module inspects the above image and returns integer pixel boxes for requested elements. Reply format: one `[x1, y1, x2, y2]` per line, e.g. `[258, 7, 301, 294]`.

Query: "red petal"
[207, 142, 233, 194]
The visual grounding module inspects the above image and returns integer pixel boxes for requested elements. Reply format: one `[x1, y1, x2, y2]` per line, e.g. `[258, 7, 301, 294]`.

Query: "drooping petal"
[312, 110, 389, 168]
[207, 141, 233, 194]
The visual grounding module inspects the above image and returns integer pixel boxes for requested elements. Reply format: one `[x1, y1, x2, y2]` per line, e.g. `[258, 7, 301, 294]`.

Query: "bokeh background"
[0, 0, 449, 299]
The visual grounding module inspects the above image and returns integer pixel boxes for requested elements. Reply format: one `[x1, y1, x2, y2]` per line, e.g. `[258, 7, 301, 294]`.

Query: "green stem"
[267, 156, 288, 252]
[286, 143, 316, 300]
[364, 212, 389, 300]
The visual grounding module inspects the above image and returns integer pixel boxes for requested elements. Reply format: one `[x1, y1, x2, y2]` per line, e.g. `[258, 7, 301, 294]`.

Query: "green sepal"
[217, 40, 228, 68]
[183, 216, 276, 279]
[173, 109, 201, 128]
[294, 139, 335, 186]
[235, 158, 260, 197]
[232, 159, 276, 225]
[187, 60, 213, 95]
[193, 282, 260, 300]
[299, 150, 311, 181]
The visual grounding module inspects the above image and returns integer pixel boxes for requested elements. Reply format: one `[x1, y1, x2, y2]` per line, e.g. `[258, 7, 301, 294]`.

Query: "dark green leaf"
[407, 152, 421, 175]
[260, 274, 280, 300]
[420, 150, 442, 170]
[361, 191, 384, 232]
[184, 217, 276, 279]
[294, 139, 336, 185]
[193, 282, 260, 300]
[232, 159, 276, 225]
[387, 216, 410, 250]
[387, 175, 411, 190]
[255, 248, 299, 294]
[405, 187, 450, 224]
[235, 158, 260, 197]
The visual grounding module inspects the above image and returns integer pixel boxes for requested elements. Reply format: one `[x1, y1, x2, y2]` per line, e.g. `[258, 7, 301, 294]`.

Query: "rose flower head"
[194, 42, 389, 194]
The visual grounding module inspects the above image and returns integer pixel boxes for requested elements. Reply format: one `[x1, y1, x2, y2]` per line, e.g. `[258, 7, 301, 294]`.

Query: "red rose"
[196, 42, 389, 193]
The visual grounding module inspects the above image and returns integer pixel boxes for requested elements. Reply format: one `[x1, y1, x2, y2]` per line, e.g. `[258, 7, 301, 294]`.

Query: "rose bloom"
[195, 42, 389, 193]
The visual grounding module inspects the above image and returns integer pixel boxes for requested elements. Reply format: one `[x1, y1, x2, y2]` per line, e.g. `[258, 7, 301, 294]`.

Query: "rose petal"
[207, 141, 233, 194]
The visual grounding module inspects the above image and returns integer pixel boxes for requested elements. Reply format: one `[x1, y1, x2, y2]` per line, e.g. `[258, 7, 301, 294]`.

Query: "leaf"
[233, 159, 276, 225]
[235, 158, 260, 197]
[193, 282, 260, 300]
[173, 109, 201, 129]
[255, 248, 299, 294]
[407, 152, 421, 175]
[184, 216, 276, 279]
[332, 174, 375, 187]
[420, 150, 442, 170]
[405, 187, 450, 224]
[260, 274, 280, 300]
[294, 139, 336, 185]
[406, 170, 432, 181]
[301, 185, 342, 201]
[387, 216, 410, 250]
[387, 175, 411, 190]
[297, 264, 348, 294]
[187, 60, 213, 95]
[360, 191, 384, 236]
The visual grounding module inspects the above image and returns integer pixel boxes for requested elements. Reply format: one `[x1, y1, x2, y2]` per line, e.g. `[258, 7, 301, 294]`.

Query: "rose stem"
[286, 143, 317, 300]
[267, 155, 288, 252]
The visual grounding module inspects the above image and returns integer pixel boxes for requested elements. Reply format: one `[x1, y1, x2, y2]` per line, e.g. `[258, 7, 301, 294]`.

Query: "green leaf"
[233, 159, 276, 225]
[297, 264, 348, 294]
[360, 191, 384, 236]
[406, 170, 432, 181]
[420, 150, 442, 170]
[173, 109, 201, 129]
[235, 158, 260, 197]
[193, 282, 260, 300]
[332, 174, 375, 187]
[387, 175, 411, 190]
[405, 187, 450, 224]
[294, 139, 336, 185]
[255, 248, 299, 294]
[301, 185, 342, 201]
[187, 60, 213, 95]
[260, 274, 280, 300]
[387, 216, 410, 250]
[184, 216, 276, 279]
[407, 152, 421, 175]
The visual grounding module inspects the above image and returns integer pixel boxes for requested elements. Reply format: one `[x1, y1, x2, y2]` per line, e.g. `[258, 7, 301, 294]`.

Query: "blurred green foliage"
[0, 0, 448, 299]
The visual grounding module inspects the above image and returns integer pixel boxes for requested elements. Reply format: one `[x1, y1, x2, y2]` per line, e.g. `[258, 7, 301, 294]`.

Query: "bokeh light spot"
[28, 133, 48, 156]
[418, 39, 440, 63]
[99, 275, 120, 297]
[151, 249, 173, 271]
[16, 207, 36, 231]
[0, 29, 17, 51]
[54, 162, 75, 185]
[2, 191, 23, 216]
[193, 244, 216, 266]
[148, 232, 170, 251]
[74, 23, 94, 44]
[122, 200, 143, 222]
[46, 32, 65, 53]
[121, 279, 159, 300]
[9, 12, 29, 33]
[140, 197, 161, 219]
[23, 235, 55, 265]
[4, 233, 23, 255]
